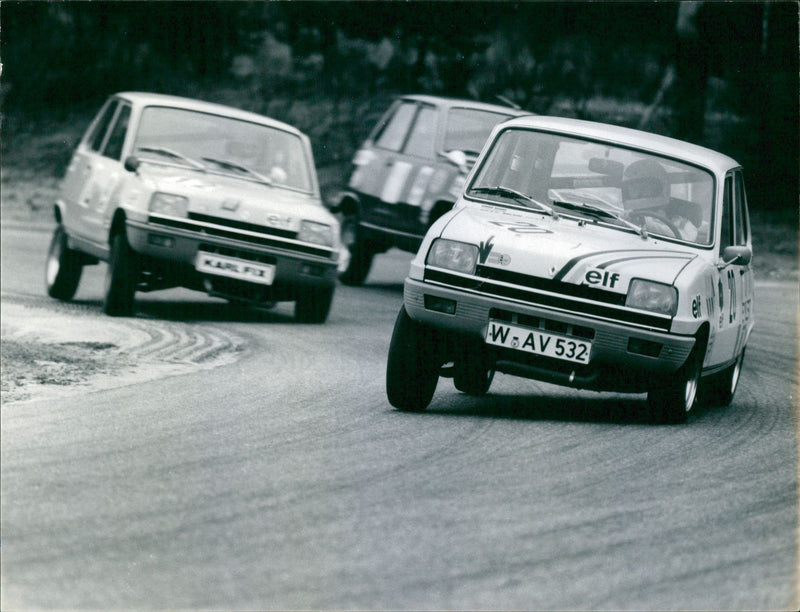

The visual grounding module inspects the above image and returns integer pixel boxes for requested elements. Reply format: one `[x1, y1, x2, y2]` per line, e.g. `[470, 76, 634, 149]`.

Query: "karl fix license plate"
[196, 252, 275, 285]
[485, 320, 591, 364]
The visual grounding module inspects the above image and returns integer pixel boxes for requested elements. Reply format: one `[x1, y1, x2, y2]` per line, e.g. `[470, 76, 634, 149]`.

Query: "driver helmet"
[622, 158, 669, 211]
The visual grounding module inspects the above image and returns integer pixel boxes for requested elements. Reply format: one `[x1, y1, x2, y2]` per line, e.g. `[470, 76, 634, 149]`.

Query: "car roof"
[114, 91, 305, 135]
[500, 115, 741, 172]
[398, 94, 529, 117]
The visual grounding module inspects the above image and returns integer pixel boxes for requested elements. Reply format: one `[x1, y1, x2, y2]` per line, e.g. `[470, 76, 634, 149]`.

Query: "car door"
[61, 98, 119, 239]
[376, 102, 438, 232]
[709, 170, 754, 365]
[86, 101, 132, 239]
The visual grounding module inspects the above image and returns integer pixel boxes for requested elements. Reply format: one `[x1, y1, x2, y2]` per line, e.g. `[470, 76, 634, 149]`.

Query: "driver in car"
[622, 158, 699, 241]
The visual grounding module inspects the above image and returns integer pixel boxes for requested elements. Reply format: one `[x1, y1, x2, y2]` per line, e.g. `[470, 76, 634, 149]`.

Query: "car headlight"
[148, 192, 188, 217]
[625, 279, 678, 316]
[298, 220, 333, 247]
[426, 239, 479, 274]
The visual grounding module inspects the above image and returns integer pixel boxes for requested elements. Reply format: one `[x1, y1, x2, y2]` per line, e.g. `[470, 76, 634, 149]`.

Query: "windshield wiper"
[471, 186, 556, 216]
[552, 200, 647, 238]
[201, 157, 273, 185]
[136, 146, 206, 171]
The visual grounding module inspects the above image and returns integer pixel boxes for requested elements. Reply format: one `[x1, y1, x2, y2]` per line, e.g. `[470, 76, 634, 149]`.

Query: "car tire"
[453, 343, 495, 396]
[339, 216, 375, 286]
[295, 286, 334, 323]
[386, 305, 440, 412]
[647, 344, 703, 424]
[45, 225, 83, 301]
[699, 349, 745, 408]
[103, 231, 139, 317]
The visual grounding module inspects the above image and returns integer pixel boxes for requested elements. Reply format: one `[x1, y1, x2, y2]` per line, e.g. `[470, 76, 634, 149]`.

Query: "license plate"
[485, 320, 591, 364]
[195, 252, 275, 285]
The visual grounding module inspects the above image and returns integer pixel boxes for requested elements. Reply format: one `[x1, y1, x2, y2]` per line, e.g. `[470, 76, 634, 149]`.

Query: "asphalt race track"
[2, 224, 797, 610]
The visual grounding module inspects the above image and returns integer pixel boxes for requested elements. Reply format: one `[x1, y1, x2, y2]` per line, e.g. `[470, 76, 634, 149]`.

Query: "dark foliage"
[1, 1, 797, 213]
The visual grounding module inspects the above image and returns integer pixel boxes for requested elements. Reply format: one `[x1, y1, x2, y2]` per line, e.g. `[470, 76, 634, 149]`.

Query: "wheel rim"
[46, 232, 63, 286]
[729, 354, 743, 395]
[684, 369, 700, 412]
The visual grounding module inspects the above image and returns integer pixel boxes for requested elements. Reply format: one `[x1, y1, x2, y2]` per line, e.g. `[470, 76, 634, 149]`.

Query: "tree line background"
[2, 1, 797, 215]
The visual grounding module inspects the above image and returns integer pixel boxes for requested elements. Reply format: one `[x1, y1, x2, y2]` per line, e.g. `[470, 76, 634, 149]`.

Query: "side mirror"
[124, 156, 141, 173]
[439, 150, 468, 173]
[720, 245, 752, 267]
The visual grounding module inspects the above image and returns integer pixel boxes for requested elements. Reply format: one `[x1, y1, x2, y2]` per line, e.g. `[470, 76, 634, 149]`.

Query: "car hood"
[142, 165, 333, 230]
[438, 204, 698, 294]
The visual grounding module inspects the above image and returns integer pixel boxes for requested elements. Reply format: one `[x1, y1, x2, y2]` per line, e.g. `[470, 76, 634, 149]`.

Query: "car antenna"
[495, 95, 521, 110]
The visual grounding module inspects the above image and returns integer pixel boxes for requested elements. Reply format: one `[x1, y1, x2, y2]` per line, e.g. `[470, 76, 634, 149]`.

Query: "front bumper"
[127, 215, 338, 297]
[404, 277, 697, 392]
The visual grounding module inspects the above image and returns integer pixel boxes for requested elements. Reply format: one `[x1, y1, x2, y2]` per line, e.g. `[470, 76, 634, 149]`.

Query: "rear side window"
[87, 100, 118, 152]
[733, 171, 749, 246]
[720, 175, 734, 249]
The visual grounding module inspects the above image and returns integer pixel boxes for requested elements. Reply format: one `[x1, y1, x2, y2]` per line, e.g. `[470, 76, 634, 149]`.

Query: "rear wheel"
[45, 225, 83, 301]
[339, 215, 375, 286]
[294, 286, 334, 323]
[647, 344, 703, 424]
[386, 306, 440, 411]
[699, 349, 745, 408]
[103, 232, 139, 317]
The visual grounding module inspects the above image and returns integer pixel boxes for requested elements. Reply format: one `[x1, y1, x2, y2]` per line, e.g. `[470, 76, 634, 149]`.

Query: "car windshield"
[467, 128, 715, 245]
[133, 106, 313, 192]
[443, 108, 516, 155]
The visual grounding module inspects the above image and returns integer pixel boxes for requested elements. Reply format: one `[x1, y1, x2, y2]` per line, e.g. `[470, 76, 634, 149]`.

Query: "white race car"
[387, 115, 755, 423]
[46, 92, 343, 322]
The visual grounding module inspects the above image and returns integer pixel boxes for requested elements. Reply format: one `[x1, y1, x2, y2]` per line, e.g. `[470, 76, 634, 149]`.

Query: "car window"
[102, 104, 131, 161]
[444, 108, 514, 154]
[469, 128, 716, 245]
[720, 175, 734, 249]
[374, 102, 417, 152]
[733, 170, 749, 246]
[87, 99, 119, 153]
[403, 105, 438, 158]
[133, 106, 313, 192]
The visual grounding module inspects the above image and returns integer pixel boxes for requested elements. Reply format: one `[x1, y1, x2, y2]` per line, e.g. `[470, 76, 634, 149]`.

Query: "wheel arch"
[337, 191, 361, 217]
[53, 201, 65, 225]
[108, 208, 128, 244]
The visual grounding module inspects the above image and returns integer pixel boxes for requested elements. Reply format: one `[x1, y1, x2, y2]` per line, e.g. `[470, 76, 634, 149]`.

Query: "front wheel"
[295, 286, 334, 323]
[699, 349, 745, 408]
[338, 215, 375, 286]
[45, 225, 83, 301]
[103, 232, 139, 317]
[647, 345, 703, 424]
[386, 306, 441, 411]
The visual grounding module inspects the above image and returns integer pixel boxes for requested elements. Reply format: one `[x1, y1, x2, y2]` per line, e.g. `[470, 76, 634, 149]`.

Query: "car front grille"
[149, 214, 334, 258]
[424, 267, 671, 331]
[188, 212, 297, 240]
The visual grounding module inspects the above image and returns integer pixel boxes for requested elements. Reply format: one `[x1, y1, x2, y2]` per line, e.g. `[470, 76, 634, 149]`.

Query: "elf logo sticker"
[583, 267, 621, 289]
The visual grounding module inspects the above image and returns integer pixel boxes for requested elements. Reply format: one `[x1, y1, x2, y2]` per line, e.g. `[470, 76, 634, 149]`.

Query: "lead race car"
[387, 115, 755, 423]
